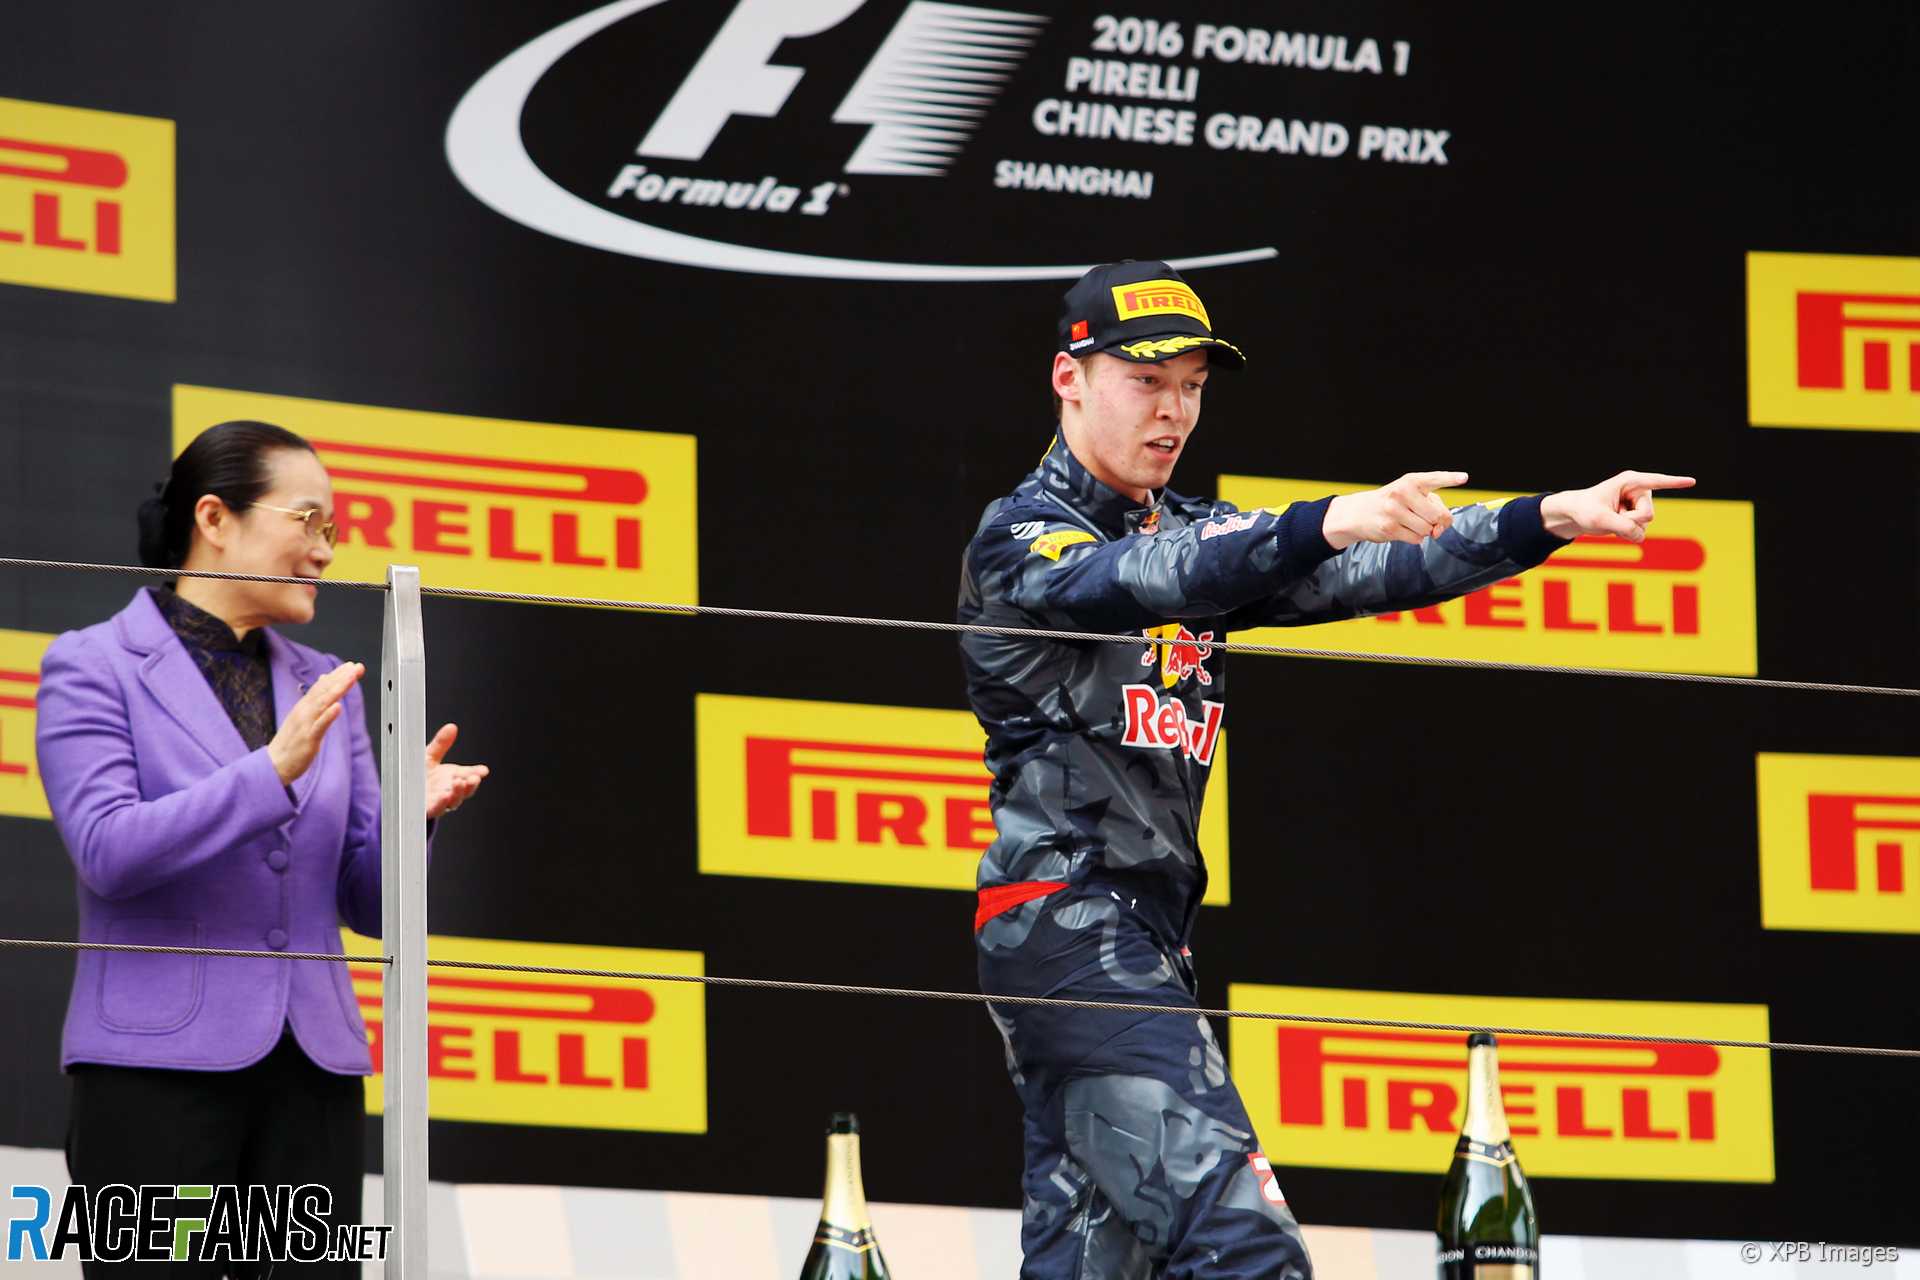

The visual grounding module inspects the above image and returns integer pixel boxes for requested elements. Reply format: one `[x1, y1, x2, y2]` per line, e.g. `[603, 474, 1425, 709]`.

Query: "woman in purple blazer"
[36, 421, 489, 1277]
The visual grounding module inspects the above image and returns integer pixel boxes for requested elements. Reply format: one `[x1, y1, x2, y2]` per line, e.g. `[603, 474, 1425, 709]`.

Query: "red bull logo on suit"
[1141, 623, 1215, 687]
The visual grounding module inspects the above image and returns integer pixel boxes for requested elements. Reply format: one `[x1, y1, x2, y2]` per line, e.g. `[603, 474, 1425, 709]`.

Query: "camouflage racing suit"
[958, 433, 1570, 1279]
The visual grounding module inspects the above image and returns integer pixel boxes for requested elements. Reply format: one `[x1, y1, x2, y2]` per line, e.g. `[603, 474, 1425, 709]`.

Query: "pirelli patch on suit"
[1028, 529, 1096, 560]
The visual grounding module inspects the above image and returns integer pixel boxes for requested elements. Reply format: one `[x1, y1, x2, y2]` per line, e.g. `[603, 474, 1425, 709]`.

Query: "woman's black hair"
[136, 421, 317, 570]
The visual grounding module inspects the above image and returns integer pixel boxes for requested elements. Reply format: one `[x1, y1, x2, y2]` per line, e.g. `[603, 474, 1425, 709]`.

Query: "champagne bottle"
[798, 1113, 892, 1280]
[1437, 1033, 1540, 1278]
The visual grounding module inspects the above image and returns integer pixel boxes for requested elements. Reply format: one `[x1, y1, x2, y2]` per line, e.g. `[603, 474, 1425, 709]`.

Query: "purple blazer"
[35, 588, 418, 1075]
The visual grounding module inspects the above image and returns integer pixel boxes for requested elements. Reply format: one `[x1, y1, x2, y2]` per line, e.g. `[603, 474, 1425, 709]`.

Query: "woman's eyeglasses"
[254, 503, 339, 549]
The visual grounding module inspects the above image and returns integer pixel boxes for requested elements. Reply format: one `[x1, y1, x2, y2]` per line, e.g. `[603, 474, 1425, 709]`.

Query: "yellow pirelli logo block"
[1229, 985, 1774, 1182]
[0, 628, 54, 820]
[1748, 251, 1920, 432]
[1110, 278, 1211, 329]
[1219, 476, 1756, 676]
[0, 97, 174, 301]
[175, 386, 697, 606]
[345, 932, 706, 1133]
[697, 693, 1231, 902]
[1757, 753, 1920, 935]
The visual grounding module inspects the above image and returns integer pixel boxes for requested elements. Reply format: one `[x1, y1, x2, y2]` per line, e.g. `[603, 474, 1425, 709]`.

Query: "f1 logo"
[640, 0, 864, 161]
[638, 0, 1046, 177]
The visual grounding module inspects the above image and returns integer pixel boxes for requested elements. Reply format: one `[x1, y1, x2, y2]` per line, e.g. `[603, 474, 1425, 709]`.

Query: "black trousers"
[66, 1028, 367, 1278]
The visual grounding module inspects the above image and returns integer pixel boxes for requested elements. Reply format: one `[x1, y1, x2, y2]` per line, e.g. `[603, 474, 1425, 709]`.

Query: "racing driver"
[957, 258, 1693, 1278]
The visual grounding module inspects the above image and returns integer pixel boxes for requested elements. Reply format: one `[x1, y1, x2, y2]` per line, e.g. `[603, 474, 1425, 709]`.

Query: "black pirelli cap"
[1057, 259, 1246, 368]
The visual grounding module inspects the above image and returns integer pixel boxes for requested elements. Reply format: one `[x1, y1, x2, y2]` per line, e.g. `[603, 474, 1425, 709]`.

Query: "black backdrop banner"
[2, 0, 1917, 1250]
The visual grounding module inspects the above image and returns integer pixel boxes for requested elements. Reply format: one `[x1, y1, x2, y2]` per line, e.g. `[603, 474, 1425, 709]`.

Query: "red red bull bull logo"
[1120, 685, 1224, 765]
[1141, 623, 1214, 687]
[0, 97, 174, 301]
[1199, 511, 1258, 541]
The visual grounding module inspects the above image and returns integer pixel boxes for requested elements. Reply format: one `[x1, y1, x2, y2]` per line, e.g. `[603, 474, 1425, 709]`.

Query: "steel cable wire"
[0, 558, 390, 591]
[2, 938, 1914, 1060]
[0, 937, 380, 964]
[2, 556, 1914, 698]
[5, 556, 1915, 1059]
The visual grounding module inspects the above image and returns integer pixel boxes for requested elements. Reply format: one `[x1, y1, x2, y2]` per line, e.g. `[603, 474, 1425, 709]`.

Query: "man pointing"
[957, 259, 1691, 1279]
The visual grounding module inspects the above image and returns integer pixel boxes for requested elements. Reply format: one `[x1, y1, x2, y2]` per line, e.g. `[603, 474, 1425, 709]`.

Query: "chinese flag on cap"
[1070, 320, 1090, 341]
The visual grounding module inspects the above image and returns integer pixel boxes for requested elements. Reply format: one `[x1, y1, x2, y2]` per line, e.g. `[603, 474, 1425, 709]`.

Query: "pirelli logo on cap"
[0, 629, 52, 821]
[0, 97, 174, 302]
[1111, 278, 1211, 330]
[1748, 252, 1920, 432]
[1228, 985, 1774, 1182]
[344, 932, 705, 1133]
[697, 693, 1231, 901]
[1219, 476, 1756, 676]
[1757, 753, 1920, 935]
[174, 386, 697, 606]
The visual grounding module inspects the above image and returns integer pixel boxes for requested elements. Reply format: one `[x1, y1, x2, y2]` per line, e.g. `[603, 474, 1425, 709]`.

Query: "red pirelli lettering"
[1274, 1026, 1723, 1141]
[0, 669, 42, 779]
[1375, 536, 1708, 636]
[352, 970, 655, 1024]
[0, 668, 40, 711]
[0, 138, 127, 188]
[311, 440, 647, 504]
[0, 139, 128, 254]
[1807, 792, 1920, 893]
[353, 969, 661, 1091]
[1795, 293, 1920, 392]
[743, 737, 991, 850]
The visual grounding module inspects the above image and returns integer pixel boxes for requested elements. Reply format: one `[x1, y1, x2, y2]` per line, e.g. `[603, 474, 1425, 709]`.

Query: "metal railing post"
[381, 565, 428, 1279]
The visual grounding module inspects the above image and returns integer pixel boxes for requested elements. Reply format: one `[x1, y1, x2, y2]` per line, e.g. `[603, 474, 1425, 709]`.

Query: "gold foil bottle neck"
[819, 1132, 873, 1232]
[1462, 1039, 1512, 1146]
